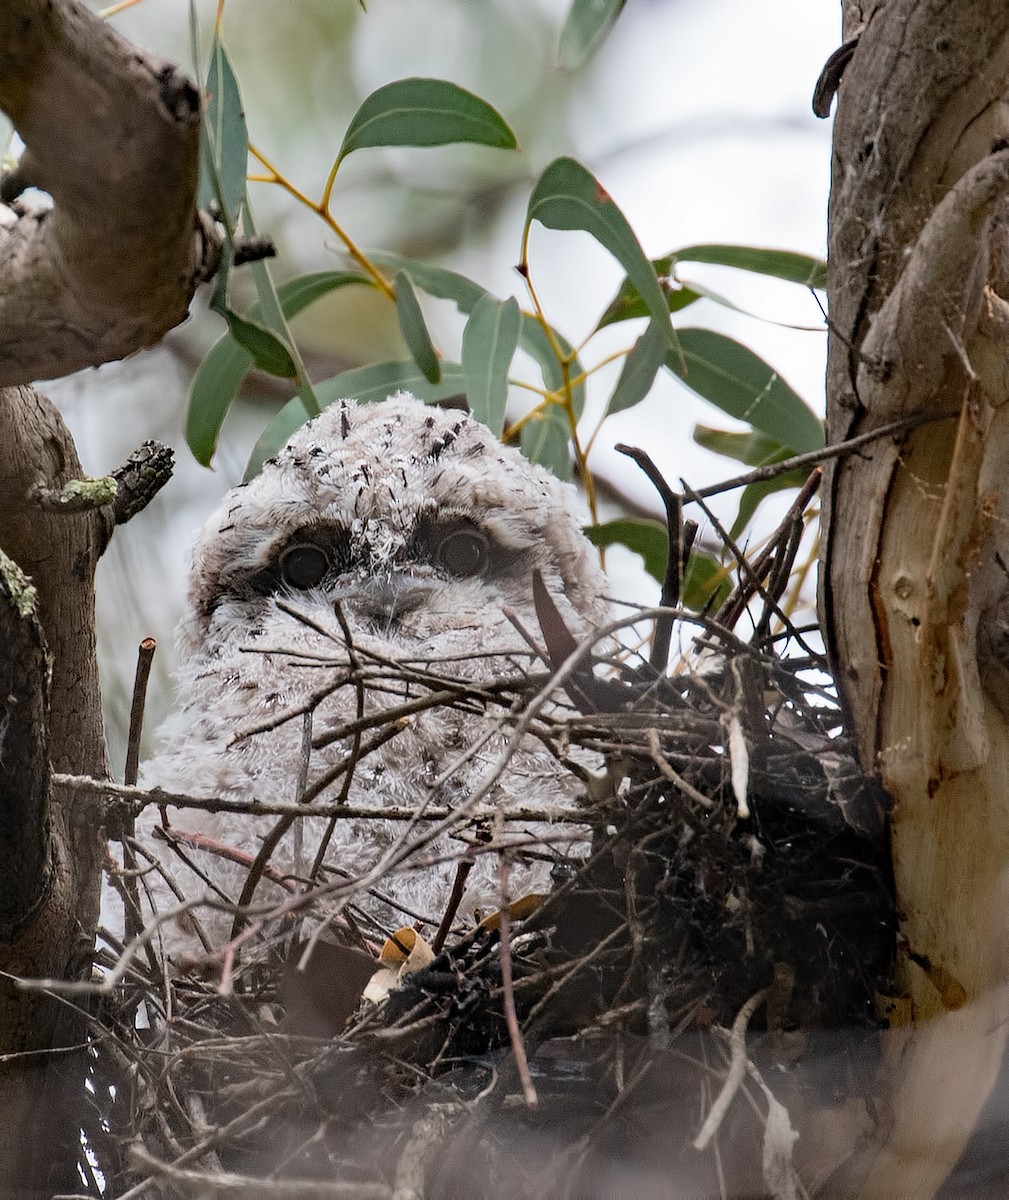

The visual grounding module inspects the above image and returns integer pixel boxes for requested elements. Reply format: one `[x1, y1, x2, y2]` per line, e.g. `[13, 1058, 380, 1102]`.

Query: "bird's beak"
[336, 573, 437, 621]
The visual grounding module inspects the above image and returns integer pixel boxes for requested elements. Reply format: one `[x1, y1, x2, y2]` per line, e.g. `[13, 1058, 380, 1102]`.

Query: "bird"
[137, 393, 611, 955]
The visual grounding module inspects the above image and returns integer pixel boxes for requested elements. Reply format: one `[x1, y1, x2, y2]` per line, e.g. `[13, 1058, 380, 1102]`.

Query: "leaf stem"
[248, 144, 395, 301]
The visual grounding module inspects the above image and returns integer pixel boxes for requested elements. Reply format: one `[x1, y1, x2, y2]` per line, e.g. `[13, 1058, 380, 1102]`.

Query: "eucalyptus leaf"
[243, 204, 320, 417]
[521, 405, 572, 480]
[730, 470, 809, 542]
[692, 425, 793, 466]
[199, 32, 247, 224]
[597, 243, 826, 330]
[559, 0, 626, 68]
[607, 320, 666, 415]
[337, 78, 517, 162]
[245, 395, 316, 482]
[583, 518, 667, 583]
[668, 329, 824, 454]
[395, 271, 441, 384]
[597, 273, 700, 328]
[188, 271, 369, 467]
[519, 319, 586, 419]
[220, 311, 296, 379]
[526, 157, 678, 354]
[682, 550, 733, 612]
[369, 252, 488, 312]
[462, 295, 521, 434]
[674, 244, 827, 288]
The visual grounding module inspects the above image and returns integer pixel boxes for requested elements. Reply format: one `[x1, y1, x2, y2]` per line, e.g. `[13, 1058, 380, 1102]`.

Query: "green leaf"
[559, 0, 626, 68]
[682, 550, 733, 612]
[314, 360, 467, 409]
[395, 271, 441, 384]
[522, 405, 572, 480]
[692, 425, 793, 465]
[462, 295, 521, 435]
[199, 32, 248, 224]
[369, 252, 489, 312]
[275, 270, 374, 315]
[607, 320, 666, 416]
[187, 272, 371, 467]
[337, 78, 517, 162]
[674, 244, 826, 289]
[668, 329, 824, 454]
[584, 518, 667, 582]
[525, 158, 678, 354]
[519, 320, 586, 420]
[245, 395, 316, 481]
[693, 425, 810, 539]
[220, 310, 296, 379]
[369, 253, 588, 431]
[730, 471, 809, 542]
[598, 270, 700, 328]
[242, 203, 321, 420]
[583, 520, 732, 611]
[596, 244, 826, 331]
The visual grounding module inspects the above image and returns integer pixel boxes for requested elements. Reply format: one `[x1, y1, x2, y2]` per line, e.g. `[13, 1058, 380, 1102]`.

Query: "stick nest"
[78, 471, 896, 1199]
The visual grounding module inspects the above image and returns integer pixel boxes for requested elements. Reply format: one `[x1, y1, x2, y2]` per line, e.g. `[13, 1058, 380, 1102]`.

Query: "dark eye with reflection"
[437, 529, 489, 577]
[279, 543, 330, 589]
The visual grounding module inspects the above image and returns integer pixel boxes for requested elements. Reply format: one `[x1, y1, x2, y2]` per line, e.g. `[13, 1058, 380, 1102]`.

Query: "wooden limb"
[0, 0, 220, 384]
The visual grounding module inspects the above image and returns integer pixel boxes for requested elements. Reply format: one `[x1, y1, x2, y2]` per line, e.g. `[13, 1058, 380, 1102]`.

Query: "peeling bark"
[822, 2, 1009, 1194]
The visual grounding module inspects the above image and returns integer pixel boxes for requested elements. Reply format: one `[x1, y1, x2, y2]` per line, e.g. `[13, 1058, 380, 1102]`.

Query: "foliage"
[189, 5, 826, 609]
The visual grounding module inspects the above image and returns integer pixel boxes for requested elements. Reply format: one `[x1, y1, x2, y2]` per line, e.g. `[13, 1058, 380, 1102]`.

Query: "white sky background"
[47, 0, 841, 767]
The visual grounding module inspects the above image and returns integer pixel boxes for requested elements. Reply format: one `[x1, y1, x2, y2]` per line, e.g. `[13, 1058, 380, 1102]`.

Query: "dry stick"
[692, 411, 949, 500]
[646, 727, 715, 810]
[124, 637, 156, 786]
[497, 835, 538, 1109]
[712, 469, 821, 635]
[693, 986, 770, 1151]
[684, 479, 819, 658]
[431, 859, 475, 955]
[51, 774, 589, 824]
[615, 442, 683, 671]
[122, 637, 156, 945]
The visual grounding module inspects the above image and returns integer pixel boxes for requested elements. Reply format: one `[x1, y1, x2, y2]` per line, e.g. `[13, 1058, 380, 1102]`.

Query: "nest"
[75, 468, 896, 1199]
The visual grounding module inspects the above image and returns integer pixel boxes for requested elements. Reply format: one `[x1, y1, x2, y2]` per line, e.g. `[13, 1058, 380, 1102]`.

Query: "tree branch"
[0, 0, 220, 384]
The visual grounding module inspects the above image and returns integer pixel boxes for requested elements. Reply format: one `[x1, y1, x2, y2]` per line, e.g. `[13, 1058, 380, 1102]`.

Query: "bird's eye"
[279, 543, 329, 589]
[437, 529, 489, 577]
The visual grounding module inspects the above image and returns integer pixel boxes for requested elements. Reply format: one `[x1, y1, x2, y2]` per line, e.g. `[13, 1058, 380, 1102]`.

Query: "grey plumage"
[140, 394, 610, 950]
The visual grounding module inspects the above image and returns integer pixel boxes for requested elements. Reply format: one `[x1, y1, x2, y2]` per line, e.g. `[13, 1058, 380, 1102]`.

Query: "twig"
[693, 412, 949, 499]
[122, 637, 156, 943]
[431, 859, 475, 955]
[615, 442, 683, 670]
[50, 774, 591, 824]
[124, 638, 156, 787]
[693, 986, 770, 1150]
[497, 833, 538, 1109]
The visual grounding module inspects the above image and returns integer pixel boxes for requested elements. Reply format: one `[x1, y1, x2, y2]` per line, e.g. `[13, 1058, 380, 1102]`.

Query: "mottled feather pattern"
[140, 394, 610, 950]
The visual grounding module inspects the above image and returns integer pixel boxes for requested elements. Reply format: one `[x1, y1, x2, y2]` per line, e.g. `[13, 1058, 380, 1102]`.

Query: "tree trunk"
[0, 1, 214, 1190]
[822, 2, 1009, 1194]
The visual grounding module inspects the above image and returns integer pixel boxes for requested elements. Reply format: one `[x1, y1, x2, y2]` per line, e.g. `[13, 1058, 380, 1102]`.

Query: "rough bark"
[0, 0, 218, 384]
[0, 0, 212, 1190]
[822, 1, 1009, 1194]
